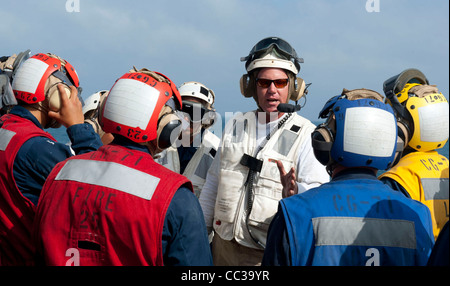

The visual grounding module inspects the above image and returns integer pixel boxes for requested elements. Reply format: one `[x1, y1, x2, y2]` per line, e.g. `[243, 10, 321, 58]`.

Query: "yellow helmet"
[383, 69, 449, 152]
[400, 84, 449, 151]
[396, 83, 421, 104]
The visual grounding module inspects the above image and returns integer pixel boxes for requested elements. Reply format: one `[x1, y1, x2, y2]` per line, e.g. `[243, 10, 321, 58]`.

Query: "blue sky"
[1, 0, 448, 122]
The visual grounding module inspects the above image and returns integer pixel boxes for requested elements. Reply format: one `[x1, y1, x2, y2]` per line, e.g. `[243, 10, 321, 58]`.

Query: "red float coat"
[0, 114, 55, 266]
[34, 144, 193, 266]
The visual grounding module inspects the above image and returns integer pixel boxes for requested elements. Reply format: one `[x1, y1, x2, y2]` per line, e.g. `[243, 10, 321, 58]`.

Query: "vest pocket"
[246, 191, 280, 248]
[245, 157, 294, 246]
[215, 169, 246, 223]
[258, 156, 294, 187]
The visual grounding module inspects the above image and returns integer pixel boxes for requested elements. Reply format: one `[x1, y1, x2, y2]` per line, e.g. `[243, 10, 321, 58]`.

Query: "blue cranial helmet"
[312, 89, 402, 171]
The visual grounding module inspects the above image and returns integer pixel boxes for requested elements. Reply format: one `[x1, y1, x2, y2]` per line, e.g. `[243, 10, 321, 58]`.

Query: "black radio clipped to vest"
[240, 153, 263, 173]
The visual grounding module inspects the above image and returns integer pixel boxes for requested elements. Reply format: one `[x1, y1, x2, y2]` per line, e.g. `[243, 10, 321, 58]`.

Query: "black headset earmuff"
[156, 105, 182, 150]
[311, 116, 336, 166]
[240, 74, 254, 98]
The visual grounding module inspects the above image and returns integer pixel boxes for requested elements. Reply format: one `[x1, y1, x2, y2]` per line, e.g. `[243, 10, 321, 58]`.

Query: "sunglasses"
[256, 78, 289, 89]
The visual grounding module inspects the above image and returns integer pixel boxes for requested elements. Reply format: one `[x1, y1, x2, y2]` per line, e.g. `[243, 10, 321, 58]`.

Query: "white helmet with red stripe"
[12, 53, 80, 108]
[100, 68, 183, 150]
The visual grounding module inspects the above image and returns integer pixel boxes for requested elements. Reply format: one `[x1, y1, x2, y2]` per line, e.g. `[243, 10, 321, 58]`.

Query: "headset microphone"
[277, 103, 301, 113]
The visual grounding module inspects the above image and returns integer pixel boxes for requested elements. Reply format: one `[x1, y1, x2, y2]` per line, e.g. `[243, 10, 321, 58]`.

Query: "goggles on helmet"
[179, 100, 215, 123]
[0, 73, 17, 109]
[241, 37, 304, 73]
[383, 68, 428, 120]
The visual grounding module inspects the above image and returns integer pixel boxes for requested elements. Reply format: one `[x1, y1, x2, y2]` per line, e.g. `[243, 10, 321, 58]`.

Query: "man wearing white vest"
[199, 37, 329, 265]
[154, 81, 220, 198]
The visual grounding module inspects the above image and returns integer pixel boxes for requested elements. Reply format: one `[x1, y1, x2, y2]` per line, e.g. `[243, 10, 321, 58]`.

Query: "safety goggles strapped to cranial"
[383, 68, 428, 120]
[241, 37, 304, 72]
[0, 73, 17, 109]
[1, 50, 31, 109]
[179, 101, 213, 123]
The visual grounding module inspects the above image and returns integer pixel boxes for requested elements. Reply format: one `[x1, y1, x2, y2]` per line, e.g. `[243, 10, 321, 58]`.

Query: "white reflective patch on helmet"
[343, 107, 397, 157]
[104, 78, 158, 130]
[12, 58, 49, 94]
[178, 82, 214, 105]
[418, 102, 449, 142]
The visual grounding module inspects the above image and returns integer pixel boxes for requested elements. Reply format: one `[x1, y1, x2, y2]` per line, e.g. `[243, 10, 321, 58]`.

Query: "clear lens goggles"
[241, 37, 304, 64]
[178, 100, 218, 125]
[180, 101, 208, 123]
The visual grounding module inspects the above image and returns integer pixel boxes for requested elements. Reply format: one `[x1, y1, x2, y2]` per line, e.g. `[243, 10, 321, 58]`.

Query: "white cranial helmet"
[178, 81, 215, 108]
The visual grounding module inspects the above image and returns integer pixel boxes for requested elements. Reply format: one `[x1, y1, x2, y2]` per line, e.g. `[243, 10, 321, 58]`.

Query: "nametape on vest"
[0, 128, 15, 151]
[421, 178, 449, 200]
[312, 216, 416, 249]
[55, 159, 160, 200]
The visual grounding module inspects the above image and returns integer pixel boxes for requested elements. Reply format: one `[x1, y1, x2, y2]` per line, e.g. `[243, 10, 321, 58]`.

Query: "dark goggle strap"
[181, 101, 216, 123]
[51, 69, 84, 106]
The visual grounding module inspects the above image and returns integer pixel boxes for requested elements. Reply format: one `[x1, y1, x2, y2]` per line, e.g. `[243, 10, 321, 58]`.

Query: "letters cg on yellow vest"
[380, 151, 449, 240]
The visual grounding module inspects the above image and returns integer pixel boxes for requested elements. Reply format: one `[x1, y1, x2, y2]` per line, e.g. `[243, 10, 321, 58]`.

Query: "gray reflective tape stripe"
[312, 217, 416, 249]
[421, 178, 449, 200]
[0, 129, 16, 151]
[55, 159, 160, 200]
